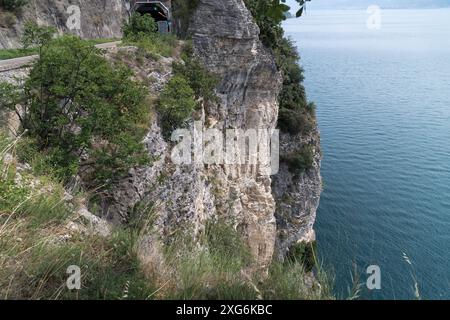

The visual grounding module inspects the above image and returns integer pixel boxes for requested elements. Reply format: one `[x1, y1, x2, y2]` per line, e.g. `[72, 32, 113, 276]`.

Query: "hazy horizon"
[286, 0, 450, 10]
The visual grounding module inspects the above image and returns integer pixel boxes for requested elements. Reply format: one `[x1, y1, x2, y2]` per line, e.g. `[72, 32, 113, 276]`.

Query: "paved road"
[0, 41, 121, 73]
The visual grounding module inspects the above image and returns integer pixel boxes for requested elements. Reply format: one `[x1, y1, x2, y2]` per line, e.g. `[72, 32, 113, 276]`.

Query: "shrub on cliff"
[157, 42, 218, 139]
[244, 0, 316, 136]
[172, 43, 219, 103]
[122, 13, 176, 58]
[0, 0, 28, 12]
[157, 75, 197, 138]
[123, 13, 158, 39]
[283, 145, 315, 173]
[0, 34, 150, 187]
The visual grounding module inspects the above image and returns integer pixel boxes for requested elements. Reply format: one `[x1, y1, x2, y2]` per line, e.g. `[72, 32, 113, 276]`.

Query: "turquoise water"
[284, 9, 450, 299]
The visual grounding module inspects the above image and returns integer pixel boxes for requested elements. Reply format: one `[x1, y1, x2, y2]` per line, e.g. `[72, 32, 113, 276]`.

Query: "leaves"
[4, 30, 150, 187]
[158, 75, 197, 138]
[21, 20, 56, 50]
[123, 13, 158, 39]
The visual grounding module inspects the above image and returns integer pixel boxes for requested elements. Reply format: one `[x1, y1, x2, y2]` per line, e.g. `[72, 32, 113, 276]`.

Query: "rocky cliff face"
[109, 0, 321, 272]
[1, 0, 322, 273]
[0, 0, 128, 49]
[189, 0, 282, 270]
[272, 130, 322, 260]
[108, 0, 283, 271]
[187, 0, 322, 265]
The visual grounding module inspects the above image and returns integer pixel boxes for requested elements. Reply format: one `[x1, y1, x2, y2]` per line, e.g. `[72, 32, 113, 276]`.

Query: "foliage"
[122, 33, 177, 58]
[244, 0, 316, 135]
[122, 13, 177, 58]
[157, 75, 197, 138]
[278, 106, 315, 135]
[172, 43, 219, 103]
[286, 241, 317, 271]
[21, 20, 56, 54]
[123, 13, 158, 39]
[0, 134, 155, 300]
[283, 145, 314, 173]
[157, 43, 218, 138]
[0, 0, 28, 11]
[1, 32, 150, 187]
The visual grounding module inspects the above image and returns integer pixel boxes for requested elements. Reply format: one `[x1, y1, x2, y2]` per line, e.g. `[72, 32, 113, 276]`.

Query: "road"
[0, 41, 121, 73]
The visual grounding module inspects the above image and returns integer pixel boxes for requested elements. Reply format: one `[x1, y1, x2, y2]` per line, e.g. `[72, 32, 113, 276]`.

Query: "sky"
[286, 0, 450, 10]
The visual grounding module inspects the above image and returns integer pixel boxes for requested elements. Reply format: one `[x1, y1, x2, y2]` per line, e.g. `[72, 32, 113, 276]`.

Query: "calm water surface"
[284, 9, 450, 299]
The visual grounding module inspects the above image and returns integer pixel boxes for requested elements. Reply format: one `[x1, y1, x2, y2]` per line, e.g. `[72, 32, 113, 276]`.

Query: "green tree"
[21, 21, 56, 55]
[157, 75, 197, 138]
[123, 13, 158, 39]
[2, 35, 149, 186]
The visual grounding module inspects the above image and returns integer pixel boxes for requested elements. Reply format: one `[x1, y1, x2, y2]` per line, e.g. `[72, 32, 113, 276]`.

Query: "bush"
[21, 20, 56, 51]
[157, 75, 197, 138]
[278, 108, 315, 136]
[283, 145, 314, 173]
[122, 13, 177, 58]
[244, 1, 316, 136]
[286, 241, 317, 271]
[157, 42, 219, 139]
[123, 13, 158, 39]
[1, 34, 150, 187]
[0, 0, 28, 12]
[173, 43, 219, 103]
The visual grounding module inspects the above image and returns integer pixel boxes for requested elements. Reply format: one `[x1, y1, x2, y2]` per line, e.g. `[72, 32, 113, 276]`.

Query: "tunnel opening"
[134, 1, 172, 33]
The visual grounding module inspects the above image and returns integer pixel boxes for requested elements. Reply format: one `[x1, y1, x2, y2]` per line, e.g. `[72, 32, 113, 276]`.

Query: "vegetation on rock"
[172, 0, 200, 38]
[0, 0, 28, 12]
[244, 0, 316, 136]
[283, 145, 315, 173]
[157, 42, 219, 138]
[0, 23, 150, 188]
[123, 13, 158, 39]
[122, 13, 177, 58]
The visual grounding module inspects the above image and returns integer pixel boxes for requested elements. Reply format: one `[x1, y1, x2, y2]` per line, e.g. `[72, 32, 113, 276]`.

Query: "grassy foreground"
[0, 132, 334, 300]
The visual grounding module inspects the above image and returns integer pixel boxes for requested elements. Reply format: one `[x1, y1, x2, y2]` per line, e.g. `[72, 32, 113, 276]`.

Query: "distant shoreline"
[299, 6, 450, 10]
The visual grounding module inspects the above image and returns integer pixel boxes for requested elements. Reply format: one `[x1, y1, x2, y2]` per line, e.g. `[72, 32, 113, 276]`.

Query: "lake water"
[283, 9, 450, 299]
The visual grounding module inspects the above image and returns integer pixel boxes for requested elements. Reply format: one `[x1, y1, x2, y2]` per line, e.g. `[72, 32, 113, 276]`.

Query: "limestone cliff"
[189, 0, 322, 264]
[0, 0, 128, 49]
[109, 0, 283, 270]
[109, 0, 322, 272]
[1, 0, 322, 272]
